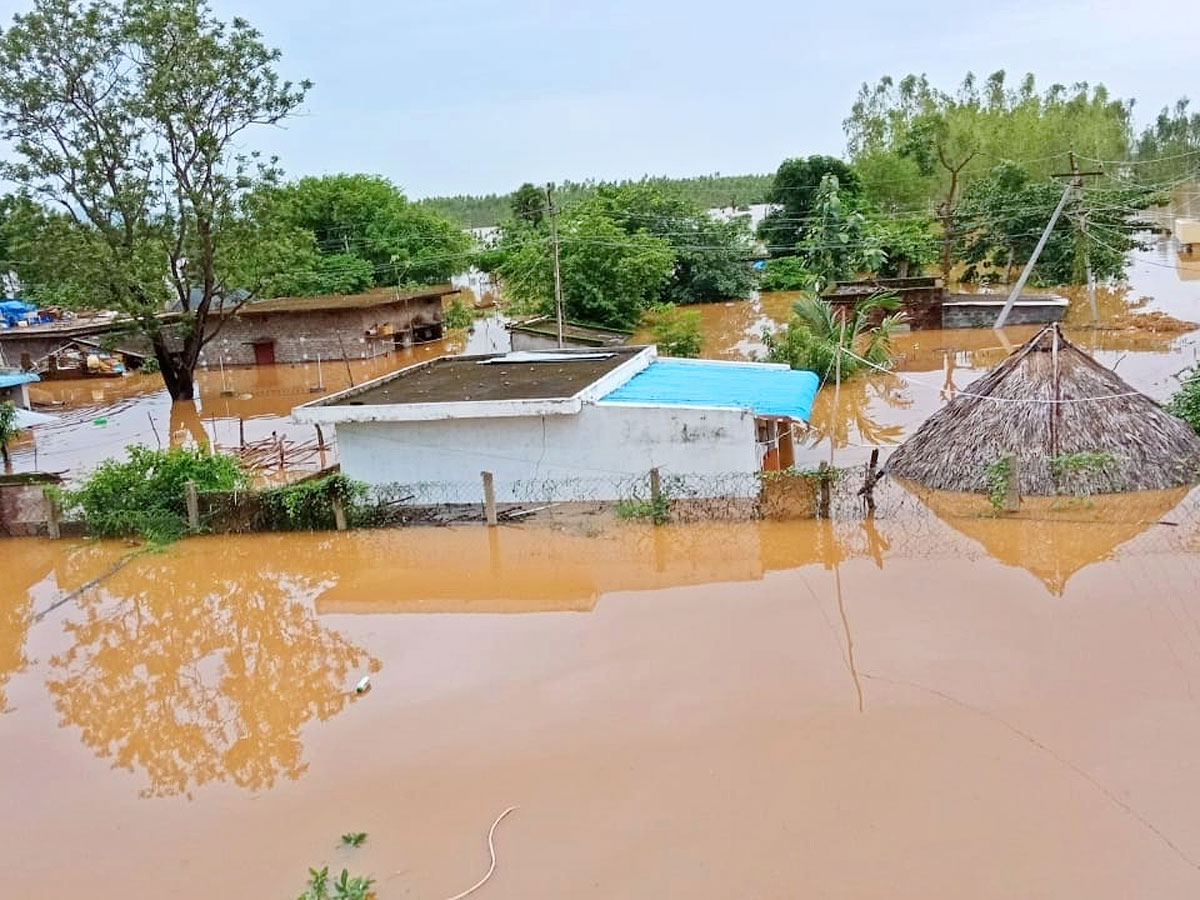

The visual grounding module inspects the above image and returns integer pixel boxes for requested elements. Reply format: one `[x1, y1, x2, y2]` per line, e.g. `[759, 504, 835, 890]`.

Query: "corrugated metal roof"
[0, 370, 39, 389]
[599, 358, 820, 421]
[233, 285, 457, 316]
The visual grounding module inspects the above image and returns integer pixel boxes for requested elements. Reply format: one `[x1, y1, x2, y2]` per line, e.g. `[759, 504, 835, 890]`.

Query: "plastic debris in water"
[354, 676, 371, 694]
[92, 417, 108, 426]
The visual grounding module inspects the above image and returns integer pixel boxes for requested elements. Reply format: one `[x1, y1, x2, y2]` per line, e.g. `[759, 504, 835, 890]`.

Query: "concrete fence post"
[817, 461, 832, 519]
[44, 487, 61, 540]
[184, 480, 200, 532]
[482, 471, 497, 527]
[331, 495, 347, 531]
[649, 467, 662, 507]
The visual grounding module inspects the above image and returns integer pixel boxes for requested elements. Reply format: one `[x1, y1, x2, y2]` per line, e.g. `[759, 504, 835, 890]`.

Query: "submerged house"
[825, 277, 1068, 330]
[204, 285, 459, 366]
[0, 368, 38, 409]
[293, 346, 819, 502]
[507, 316, 633, 351]
[887, 324, 1200, 494]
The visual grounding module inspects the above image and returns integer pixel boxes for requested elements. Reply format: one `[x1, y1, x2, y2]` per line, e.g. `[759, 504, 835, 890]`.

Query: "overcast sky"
[5, 0, 1195, 198]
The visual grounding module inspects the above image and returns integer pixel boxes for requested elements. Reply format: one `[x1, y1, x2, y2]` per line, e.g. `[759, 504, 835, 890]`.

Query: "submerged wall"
[334, 403, 760, 503]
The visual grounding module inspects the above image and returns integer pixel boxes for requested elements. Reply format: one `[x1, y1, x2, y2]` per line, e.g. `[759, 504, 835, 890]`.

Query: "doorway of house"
[251, 340, 276, 366]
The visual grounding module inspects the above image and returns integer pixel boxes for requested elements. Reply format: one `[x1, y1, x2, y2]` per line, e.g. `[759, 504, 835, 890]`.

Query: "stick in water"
[441, 806, 518, 900]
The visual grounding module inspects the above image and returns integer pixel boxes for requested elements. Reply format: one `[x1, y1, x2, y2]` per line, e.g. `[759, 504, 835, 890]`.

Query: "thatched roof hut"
[886, 324, 1200, 494]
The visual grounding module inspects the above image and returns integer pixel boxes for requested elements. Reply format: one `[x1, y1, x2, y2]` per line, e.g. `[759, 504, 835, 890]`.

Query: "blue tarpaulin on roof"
[599, 358, 820, 421]
[0, 370, 40, 389]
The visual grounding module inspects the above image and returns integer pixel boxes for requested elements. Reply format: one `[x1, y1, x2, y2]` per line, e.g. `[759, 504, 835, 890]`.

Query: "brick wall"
[199, 296, 445, 367]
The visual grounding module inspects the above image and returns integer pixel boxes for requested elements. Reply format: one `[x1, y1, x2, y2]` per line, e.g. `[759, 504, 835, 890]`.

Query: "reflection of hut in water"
[887, 324, 1200, 494]
[896, 479, 1189, 595]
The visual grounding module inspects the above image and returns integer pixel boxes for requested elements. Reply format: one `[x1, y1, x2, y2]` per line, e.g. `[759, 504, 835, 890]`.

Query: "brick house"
[203, 285, 458, 367]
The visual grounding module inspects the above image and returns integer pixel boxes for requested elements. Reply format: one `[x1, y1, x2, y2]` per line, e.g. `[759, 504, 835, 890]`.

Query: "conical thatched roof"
[886, 324, 1200, 494]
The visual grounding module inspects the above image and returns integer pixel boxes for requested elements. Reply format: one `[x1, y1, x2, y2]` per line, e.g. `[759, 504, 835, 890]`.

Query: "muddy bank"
[4, 492, 1200, 898]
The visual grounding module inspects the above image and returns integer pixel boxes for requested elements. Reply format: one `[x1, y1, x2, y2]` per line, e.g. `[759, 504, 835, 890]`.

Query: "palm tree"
[764, 292, 906, 382]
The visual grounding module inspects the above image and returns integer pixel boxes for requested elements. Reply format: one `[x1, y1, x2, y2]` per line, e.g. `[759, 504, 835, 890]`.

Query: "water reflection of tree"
[809, 374, 912, 450]
[47, 562, 379, 797]
[0, 591, 31, 714]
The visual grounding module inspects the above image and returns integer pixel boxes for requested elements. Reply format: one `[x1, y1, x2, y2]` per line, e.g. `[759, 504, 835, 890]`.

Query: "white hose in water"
[441, 806, 518, 900]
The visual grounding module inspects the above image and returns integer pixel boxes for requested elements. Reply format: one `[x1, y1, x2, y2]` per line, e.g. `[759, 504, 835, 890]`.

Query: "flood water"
[5, 213, 1200, 896]
[6, 491, 1200, 898]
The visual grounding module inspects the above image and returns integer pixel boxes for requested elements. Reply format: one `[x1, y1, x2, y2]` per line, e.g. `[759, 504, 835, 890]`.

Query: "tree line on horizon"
[0, 0, 1196, 398]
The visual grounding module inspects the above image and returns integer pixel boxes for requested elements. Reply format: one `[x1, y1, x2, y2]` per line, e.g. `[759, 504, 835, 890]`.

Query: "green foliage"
[871, 215, 940, 277]
[0, 400, 18, 465]
[490, 203, 675, 329]
[421, 173, 773, 228]
[956, 162, 1162, 285]
[758, 256, 818, 292]
[298, 866, 374, 900]
[642, 304, 702, 358]
[758, 156, 860, 254]
[442, 294, 475, 330]
[794, 175, 884, 289]
[615, 495, 670, 525]
[259, 473, 367, 531]
[0, 0, 310, 399]
[138, 355, 161, 375]
[261, 174, 471, 292]
[340, 832, 367, 848]
[763, 293, 904, 382]
[985, 454, 1014, 511]
[510, 182, 546, 225]
[1048, 451, 1118, 482]
[1168, 368, 1200, 434]
[61, 445, 247, 542]
[1133, 98, 1200, 184]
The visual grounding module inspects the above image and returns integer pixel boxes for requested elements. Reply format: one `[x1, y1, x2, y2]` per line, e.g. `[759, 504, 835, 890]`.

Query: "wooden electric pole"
[546, 183, 565, 348]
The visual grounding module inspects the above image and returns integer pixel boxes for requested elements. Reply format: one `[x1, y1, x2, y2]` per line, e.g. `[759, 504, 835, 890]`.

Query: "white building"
[293, 346, 819, 503]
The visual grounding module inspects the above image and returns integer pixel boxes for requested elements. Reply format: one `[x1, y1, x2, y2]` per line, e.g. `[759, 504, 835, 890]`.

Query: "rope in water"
[441, 806, 518, 900]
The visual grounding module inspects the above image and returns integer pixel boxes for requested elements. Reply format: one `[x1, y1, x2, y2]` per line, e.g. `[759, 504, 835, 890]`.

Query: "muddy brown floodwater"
[5, 491, 1200, 899]
[4, 213, 1200, 897]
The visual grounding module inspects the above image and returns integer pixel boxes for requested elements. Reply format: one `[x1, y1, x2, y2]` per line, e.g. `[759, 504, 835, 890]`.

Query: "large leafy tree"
[0, 0, 309, 400]
[956, 162, 1162, 285]
[758, 155, 860, 255]
[1134, 98, 1200, 185]
[258, 173, 471, 292]
[491, 202, 675, 329]
[844, 71, 1133, 280]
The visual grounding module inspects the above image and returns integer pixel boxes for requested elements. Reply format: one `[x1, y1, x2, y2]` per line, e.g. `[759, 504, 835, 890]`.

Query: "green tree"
[956, 162, 1162, 285]
[493, 203, 674, 329]
[0, 0, 310, 400]
[794, 175, 884, 289]
[758, 256, 818, 292]
[642, 304, 702, 357]
[758, 155, 861, 255]
[510, 182, 546, 226]
[0, 400, 17, 469]
[763, 294, 904, 382]
[262, 174, 470, 290]
[1134, 98, 1200, 184]
[844, 71, 1133, 279]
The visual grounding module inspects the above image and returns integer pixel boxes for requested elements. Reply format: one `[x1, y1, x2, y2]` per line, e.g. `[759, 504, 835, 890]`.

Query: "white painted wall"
[335, 403, 759, 503]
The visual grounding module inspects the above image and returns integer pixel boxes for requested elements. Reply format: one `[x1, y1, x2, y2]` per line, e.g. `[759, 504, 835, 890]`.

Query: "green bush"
[762, 293, 904, 382]
[0, 400, 18, 465]
[61, 445, 246, 542]
[642, 303, 702, 358]
[443, 293, 475, 329]
[259, 473, 367, 531]
[758, 256, 817, 292]
[1168, 367, 1200, 434]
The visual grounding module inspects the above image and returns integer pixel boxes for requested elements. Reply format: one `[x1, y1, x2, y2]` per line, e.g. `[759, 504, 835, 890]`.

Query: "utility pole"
[1065, 151, 1103, 324]
[546, 183, 564, 348]
[994, 152, 1103, 329]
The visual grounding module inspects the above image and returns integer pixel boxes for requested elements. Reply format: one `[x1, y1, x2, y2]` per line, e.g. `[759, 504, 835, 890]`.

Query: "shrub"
[259, 473, 368, 531]
[61, 445, 246, 542]
[298, 866, 374, 900]
[758, 256, 818, 292]
[642, 303, 702, 358]
[1168, 367, 1200, 434]
[443, 293, 475, 330]
[0, 400, 18, 466]
[762, 293, 904, 382]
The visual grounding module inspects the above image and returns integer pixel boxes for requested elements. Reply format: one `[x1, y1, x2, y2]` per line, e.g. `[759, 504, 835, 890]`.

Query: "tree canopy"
[757, 155, 860, 254]
[0, 0, 309, 399]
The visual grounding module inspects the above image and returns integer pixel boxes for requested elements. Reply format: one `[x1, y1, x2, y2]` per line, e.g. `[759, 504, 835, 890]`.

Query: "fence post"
[1003, 453, 1021, 512]
[184, 480, 200, 532]
[482, 471, 497, 527]
[239, 417, 246, 449]
[817, 461, 832, 519]
[315, 424, 326, 452]
[649, 467, 662, 509]
[331, 495, 347, 531]
[44, 487, 60, 539]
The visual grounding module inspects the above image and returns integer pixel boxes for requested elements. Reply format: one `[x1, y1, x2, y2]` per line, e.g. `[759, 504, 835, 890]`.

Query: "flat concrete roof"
[332, 347, 645, 406]
[233, 284, 456, 316]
